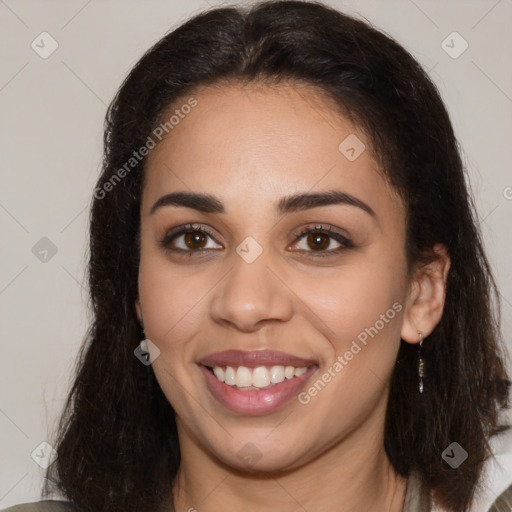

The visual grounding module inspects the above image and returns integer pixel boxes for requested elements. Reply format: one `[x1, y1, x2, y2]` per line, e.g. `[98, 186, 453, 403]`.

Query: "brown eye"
[289, 225, 354, 257]
[307, 232, 330, 251]
[160, 224, 223, 253]
[184, 231, 207, 250]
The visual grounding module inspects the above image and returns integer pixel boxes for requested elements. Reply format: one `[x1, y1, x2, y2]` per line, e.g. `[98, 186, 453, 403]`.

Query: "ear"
[401, 243, 451, 344]
[135, 299, 143, 325]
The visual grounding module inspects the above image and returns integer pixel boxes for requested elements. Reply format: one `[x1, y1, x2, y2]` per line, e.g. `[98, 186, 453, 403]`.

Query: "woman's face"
[137, 81, 412, 472]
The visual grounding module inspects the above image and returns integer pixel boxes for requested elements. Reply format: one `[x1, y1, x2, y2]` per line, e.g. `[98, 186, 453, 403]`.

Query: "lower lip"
[200, 365, 318, 415]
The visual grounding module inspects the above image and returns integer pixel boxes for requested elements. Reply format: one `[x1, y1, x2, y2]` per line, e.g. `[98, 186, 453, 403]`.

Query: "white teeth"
[270, 365, 285, 383]
[213, 366, 225, 382]
[224, 366, 236, 386]
[235, 366, 253, 387]
[211, 364, 309, 388]
[284, 366, 295, 379]
[252, 367, 271, 388]
[294, 367, 307, 377]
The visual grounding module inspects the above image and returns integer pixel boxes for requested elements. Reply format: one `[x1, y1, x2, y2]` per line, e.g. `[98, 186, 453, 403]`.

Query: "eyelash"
[294, 225, 354, 257]
[159, 223, 354, 258]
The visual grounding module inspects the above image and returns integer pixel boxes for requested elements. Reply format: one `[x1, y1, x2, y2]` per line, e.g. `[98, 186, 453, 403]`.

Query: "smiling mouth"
[203, 364, 315, 389]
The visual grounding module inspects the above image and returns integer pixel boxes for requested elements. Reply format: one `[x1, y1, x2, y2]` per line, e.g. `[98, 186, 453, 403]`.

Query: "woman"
[3, 1, 510, 511]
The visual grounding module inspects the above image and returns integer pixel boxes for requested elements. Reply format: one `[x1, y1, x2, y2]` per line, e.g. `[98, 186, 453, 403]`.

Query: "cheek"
[139, 241, 407, 354]
[137, 252, 217, 410]
[292, 261, 405, 434]
[296, 253, 406, 352]
[138, 257, 216, 350]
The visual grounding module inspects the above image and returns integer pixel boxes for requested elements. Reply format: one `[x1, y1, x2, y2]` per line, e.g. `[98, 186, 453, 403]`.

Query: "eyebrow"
[149, 190, 375, 217]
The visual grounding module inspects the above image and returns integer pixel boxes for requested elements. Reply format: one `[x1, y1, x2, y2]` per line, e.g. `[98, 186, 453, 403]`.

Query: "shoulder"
[486, 483, 512, 512]
[1, 501, 76, 512]
[476, 425, 512, 512]
[403, 471, 430, 512]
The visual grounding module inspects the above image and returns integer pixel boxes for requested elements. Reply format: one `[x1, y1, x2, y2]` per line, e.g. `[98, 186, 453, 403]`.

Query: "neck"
[170, 401, 407, 512]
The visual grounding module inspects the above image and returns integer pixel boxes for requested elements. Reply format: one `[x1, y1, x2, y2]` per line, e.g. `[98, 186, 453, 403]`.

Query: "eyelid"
[294, 224, 352, 244]
[290, 224, 355, 254]
[159, 222, 354, 256]
[159, 223, 222, 249]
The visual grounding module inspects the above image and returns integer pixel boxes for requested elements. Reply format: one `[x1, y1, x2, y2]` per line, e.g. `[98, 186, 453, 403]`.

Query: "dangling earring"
[417, 331, 425, 394]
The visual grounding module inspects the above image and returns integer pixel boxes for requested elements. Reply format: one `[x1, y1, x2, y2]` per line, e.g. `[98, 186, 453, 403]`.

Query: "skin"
[136, 81, 450, 512]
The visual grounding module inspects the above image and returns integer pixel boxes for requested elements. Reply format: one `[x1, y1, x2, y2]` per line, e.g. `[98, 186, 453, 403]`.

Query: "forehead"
[142, 81, 401, 221]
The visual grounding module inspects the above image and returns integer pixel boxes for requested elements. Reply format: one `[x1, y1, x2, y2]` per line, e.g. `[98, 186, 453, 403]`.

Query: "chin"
[207, 435, 311, 474]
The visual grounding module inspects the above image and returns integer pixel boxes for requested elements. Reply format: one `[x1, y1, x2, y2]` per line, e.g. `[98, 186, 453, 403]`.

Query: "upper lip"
[199, 349, 318, 368]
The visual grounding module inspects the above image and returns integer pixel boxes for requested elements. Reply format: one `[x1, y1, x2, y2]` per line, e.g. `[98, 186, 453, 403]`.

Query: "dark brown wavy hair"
[44, 1, 510, 511]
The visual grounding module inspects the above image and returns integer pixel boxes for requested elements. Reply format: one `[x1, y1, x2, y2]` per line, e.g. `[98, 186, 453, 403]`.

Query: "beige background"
[1, 0, 511, 509]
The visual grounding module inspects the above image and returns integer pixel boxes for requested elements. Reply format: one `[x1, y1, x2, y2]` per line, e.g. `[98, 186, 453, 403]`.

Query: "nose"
[209, 253, 294, 333]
